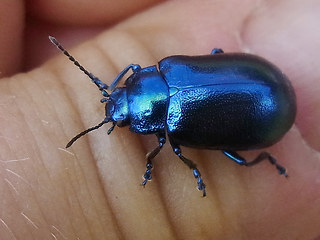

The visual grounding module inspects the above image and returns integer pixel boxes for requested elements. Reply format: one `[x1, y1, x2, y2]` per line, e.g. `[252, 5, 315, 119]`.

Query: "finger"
[2, 0, 319, 239]
[45, 0, 320, 238]
[26, 0, 165, 26]
[24, 0, 165, 70]
[0, 0, 24, 77]
[24, 23, 105, 71]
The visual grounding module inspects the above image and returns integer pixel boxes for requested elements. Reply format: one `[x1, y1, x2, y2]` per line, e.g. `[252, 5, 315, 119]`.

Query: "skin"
[1, 0, 320, 239]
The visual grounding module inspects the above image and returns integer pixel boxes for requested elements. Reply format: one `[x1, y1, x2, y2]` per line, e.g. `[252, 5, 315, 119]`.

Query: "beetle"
[49, 36, 296, 197]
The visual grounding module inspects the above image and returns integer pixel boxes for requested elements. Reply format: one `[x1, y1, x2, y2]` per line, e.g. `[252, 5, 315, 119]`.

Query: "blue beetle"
[50, 37, 296, 197]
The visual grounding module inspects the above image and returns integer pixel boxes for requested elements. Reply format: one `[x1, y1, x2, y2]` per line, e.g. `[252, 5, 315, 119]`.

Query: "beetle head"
[65, 87, 130, 148]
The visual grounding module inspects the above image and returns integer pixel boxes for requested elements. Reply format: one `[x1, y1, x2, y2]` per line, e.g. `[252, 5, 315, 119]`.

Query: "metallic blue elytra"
[50, 36, 296, 197]
[160, 54, 296, 150]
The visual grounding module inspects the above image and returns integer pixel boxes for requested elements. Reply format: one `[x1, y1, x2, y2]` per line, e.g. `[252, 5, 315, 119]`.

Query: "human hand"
[1, 1, 320, 239]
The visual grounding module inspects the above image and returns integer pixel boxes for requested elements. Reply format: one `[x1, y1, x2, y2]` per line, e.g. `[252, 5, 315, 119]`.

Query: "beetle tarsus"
[193, 169, 206, 197]
[142, 161, 153, 186]
[223, 150, 288, 177]
[267, 155, 288, 177]
[171, 144, 207, 197]
[141, 133, 166, 187]
[141, 179, 148, 187]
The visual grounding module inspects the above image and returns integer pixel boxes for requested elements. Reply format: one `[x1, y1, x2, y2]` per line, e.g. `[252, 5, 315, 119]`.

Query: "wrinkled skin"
[1, 0, 320, 239]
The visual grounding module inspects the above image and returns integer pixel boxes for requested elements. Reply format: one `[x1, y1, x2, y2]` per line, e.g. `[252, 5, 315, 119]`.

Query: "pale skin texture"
[1, 0, 320, 239]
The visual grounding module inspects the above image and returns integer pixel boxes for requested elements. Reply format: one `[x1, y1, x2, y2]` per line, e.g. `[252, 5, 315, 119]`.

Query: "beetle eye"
[116, 116, 130, 127]
[105, 101, 115, 117]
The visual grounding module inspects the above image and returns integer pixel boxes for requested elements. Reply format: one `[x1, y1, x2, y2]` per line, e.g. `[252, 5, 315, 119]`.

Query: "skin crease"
[1, 0, 320, 239]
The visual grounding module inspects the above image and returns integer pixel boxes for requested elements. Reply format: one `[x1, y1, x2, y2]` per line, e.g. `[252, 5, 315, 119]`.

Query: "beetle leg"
[108, 64, 141, 91]
[211, 48, 224, 54]
[170, 143, 206, 197]
[142, 132, 166, 187]
[222, 150, 288, 177]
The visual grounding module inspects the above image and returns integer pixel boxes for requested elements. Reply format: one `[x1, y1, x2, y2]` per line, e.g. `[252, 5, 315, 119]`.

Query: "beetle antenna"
[49, 36, 110, 96]
[66, 118, 111, 148]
